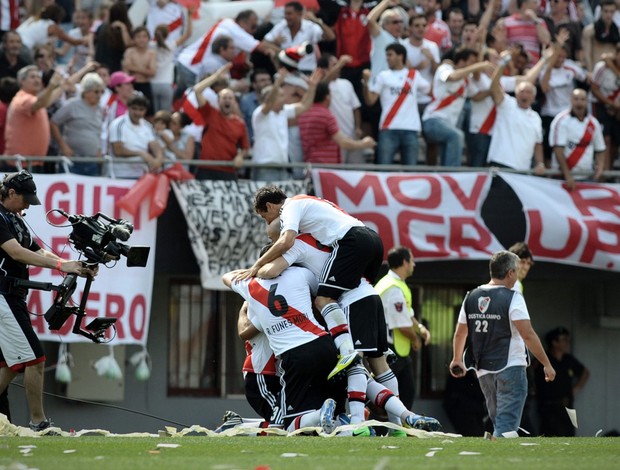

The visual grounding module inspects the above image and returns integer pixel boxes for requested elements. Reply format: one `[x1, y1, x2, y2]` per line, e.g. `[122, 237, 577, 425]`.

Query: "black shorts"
[244, 372, 283, 424]
[344, 295, 389, 358]
[318, 226, 384, 299]
[279, 335, 344, 427]
[593, 103, 620, 145]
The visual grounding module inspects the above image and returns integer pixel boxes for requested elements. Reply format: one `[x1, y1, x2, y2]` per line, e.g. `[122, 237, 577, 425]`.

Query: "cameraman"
[0, 170, 95, 432]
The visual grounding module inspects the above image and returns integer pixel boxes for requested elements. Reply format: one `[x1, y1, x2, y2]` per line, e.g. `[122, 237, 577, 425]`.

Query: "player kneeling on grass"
[222, 264, 344, 434]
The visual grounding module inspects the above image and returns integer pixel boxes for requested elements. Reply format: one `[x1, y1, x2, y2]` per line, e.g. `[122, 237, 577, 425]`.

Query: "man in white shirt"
[549, 88, 606, 190]
[403, 13, 440, 112]
[176, 10, 277, 90]
[422, 48, 489, 166]
[319, 54, 365, 164]
[364, 43, 430, 165]
[146, 0, 188, 46]
[251, 68, 318, 182]
[264, 1, 335, 74]
[487, 53, 546, 174]
[450, 250, 555, 438]
[367, 0, 406, 82]
[108, 94, 164, 179]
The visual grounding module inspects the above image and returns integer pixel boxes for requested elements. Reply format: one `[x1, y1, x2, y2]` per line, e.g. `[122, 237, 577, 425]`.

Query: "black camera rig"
[16, 210, 150, 343]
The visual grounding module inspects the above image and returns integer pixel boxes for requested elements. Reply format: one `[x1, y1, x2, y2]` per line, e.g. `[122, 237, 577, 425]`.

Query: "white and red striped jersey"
[369, 67, 430, 131]
[469, 73, 496, 135]
[540, 60, 587, 117]
[146, 1, 187, 45]
[591, 60, 620, 104]
[280, 195, 364, 246]
[242, 334, 277, 375]
[0, 0, 19, 31]
[282, 233, 331, 280]
[176, 18, 259, 75]
[232, 267, 326, 356]
[422, 63, 475, 126]
[403, 38, 440, 105]
[548, 110, 605, 174]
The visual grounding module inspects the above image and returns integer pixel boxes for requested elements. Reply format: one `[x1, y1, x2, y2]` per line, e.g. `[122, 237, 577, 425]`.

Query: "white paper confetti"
[425, 451, 437, 457]
[157, 443, 181, 448]
[63, 449, 77, 454]
[459, 451, 481, 455]
[595, 429, 603, 437]
[520, 443, 539, 446]
[565, 408, 578, 428]
[429, 447, 443, 451]
[281, 453, 308, 457]
[18, 445, 37, 449]
[380, 446, 399, 449]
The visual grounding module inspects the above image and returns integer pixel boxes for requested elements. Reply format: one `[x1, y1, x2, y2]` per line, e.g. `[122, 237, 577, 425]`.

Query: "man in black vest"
[449, 250, 555, 438]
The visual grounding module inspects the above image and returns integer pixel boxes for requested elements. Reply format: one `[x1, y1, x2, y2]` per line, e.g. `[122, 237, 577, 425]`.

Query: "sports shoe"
[29, 418, 59, 435]
[352, 426, 372, 437]
[388, 428, 408, 437]
[214, 410, 243, 433]
[328, 352, 361, 380]
[319, 398, 337, 434]
[404, 413, 442, 432]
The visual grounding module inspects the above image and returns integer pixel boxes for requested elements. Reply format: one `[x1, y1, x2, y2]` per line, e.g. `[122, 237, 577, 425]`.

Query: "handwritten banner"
[172, 179, 311, 289]
[24, 175, 157, 345]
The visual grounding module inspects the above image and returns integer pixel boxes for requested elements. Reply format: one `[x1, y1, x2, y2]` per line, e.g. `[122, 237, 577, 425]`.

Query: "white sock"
[373, 369, 401, 425]
[347, 364, 368, 424]
[320, 303, 354, 355]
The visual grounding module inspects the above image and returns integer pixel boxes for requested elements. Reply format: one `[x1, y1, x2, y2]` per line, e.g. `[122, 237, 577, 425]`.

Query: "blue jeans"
[175, 62, 197, 91]
[466, 133, 491, 168]
[478, 366, 527, 437]
[377, 129, 419, 165]
[422, 118, 464, 167]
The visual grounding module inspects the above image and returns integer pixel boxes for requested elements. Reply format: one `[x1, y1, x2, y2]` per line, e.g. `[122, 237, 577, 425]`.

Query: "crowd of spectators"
[0, 0, 619, 183]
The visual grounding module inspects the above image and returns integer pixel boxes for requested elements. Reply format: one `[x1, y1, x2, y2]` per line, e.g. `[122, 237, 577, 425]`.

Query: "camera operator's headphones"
[0, 170, 41, 205]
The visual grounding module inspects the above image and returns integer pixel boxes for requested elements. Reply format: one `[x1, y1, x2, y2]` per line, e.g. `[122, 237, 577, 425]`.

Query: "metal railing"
[2, 155, 620, 179]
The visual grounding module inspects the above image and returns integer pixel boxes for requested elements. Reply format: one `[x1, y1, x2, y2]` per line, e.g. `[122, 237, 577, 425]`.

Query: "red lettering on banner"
[355, 212, 394, 256]
[105, 294, 126, 338]
[76, 184, 84, 214]
[449, 217, 494, 255]
[129, 295, 147, 340]
[45, 182, 71, 223]
[580, 220, 620, 265]
[526, 210, 582, 257]
[397, 210, 448, 257]
[318, 173, 388, 206]
[443, 175, 489, 211]
[567, 184, 620, 218]
[387, 176, 441, 208]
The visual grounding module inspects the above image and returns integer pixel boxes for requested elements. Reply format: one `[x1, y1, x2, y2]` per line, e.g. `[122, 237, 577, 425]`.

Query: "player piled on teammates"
[223, 185, 441, 435]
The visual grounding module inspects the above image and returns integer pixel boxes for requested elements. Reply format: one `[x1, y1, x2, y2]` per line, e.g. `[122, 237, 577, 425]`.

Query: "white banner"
[312, 169, 505, 260]
[23, 174, 157, 345]
[311, 169, 620, 272]
[500, 173, 620, 271]
[172, 179, 311, 289]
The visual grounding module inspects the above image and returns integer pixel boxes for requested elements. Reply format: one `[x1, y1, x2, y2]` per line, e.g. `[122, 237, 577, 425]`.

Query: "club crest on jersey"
[395, 302, 403, 312]
[478, 296, 490, 313]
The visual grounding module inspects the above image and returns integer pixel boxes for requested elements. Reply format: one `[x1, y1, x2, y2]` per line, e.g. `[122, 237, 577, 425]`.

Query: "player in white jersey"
[257, 221, 442, 434]
[223, 265, 343, 433]
[237, 186, 384, 369]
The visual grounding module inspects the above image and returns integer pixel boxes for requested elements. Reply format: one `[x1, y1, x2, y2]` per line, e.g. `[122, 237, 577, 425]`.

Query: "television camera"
[17, 211, 150, 343]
